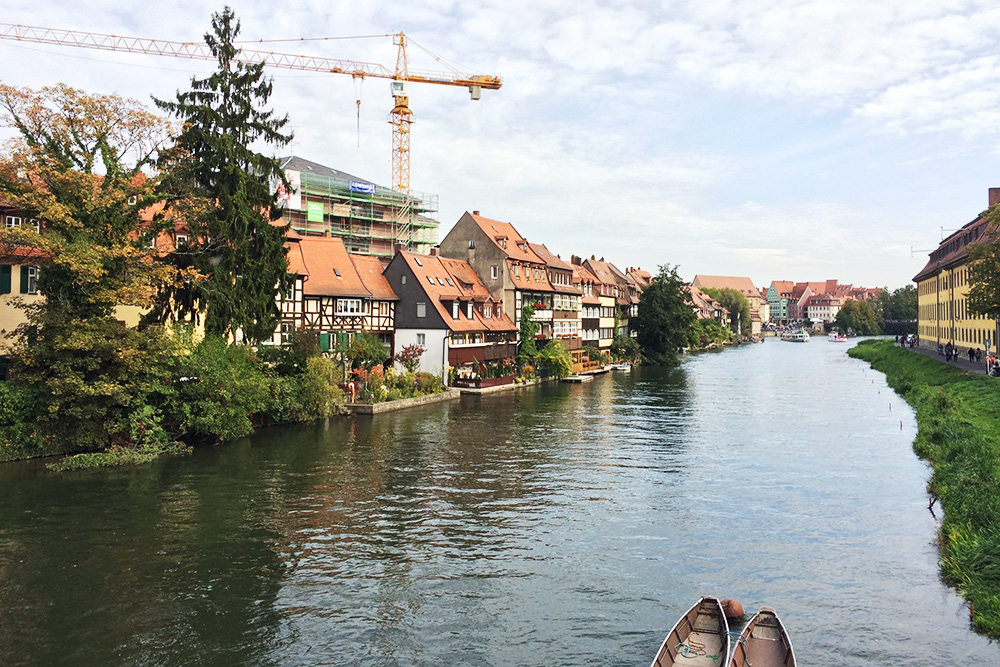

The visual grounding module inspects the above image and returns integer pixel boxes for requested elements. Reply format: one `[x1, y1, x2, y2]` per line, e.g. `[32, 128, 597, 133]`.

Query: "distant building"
[689, 275, 765, 335]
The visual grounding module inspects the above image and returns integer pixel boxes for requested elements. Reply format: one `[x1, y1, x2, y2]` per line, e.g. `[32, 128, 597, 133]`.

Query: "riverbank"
[848, 339, 1000, 637]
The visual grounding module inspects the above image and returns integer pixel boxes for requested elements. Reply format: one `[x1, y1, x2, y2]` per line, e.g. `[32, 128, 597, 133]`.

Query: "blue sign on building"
[349, 180, 376, 194]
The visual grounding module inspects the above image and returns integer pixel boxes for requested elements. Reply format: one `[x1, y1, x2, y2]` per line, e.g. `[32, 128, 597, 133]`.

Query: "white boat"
[780, 330, 810, 342]
[611, 364, 633, 371]
[827, 332, 848, 342]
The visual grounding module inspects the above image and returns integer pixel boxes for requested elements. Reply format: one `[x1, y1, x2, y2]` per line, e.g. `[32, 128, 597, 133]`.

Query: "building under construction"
[277, 156, 439, 258]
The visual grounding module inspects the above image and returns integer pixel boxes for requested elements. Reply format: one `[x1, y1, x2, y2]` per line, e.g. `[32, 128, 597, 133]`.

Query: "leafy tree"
[537, 339, 573, 378]
[702, 287, 751, 336]
[635, 265, 696, 364]
[149, 6, 293, 344]
[687, 318, 731, 348]
[967, 221, 1000, 328]
[518, 303, 540, 362]
[0, 84, 181, 451]
[395, 344, 425, 373]
[836, 299, 880, 335]
[336, 332, 389, 370]
[610, 333, 640, 362]
[0, 83, 175, 319]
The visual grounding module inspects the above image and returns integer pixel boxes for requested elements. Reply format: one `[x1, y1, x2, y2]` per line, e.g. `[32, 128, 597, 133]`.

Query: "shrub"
[165, 336, 270, 442]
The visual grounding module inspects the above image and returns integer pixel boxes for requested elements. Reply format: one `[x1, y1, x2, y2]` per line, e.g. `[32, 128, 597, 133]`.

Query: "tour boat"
[650, 596, 730, 667]
[827, 332, 848, 342]
[727, 607, 796, 667]
[780, 330, 810, 342]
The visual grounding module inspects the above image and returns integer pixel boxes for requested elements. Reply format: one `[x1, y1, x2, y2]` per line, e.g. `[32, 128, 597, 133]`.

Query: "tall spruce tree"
[150, 6, 292, 344]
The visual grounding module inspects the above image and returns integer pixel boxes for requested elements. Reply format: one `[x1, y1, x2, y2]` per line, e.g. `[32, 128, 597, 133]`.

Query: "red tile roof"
[351, 254, 398, 301]
[287, 236, 370, 298]
[468, 212, 544, 265]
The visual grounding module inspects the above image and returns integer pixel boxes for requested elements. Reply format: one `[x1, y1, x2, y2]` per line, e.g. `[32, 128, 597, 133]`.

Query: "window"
[401, 275, 407, 284]
[336, 299, 362, 314]
[175, 234, 188, 247]
[416, 302, 426, 318]
[29, 218, 39, 232]
[21, 266, 38, 295]
[5, 216, 21, 228]
[491, 265, 499, 280]
[437, 277, 445, 286]
[414, 257, 423, 266]
[333, 268, 342, 278]
[427, 276, 435, 285]
[452, 301, 460, 319]
[485, 304, 492, 318]
[467, 302, 473, 319]
[468, 240, 476, 249]
[446, 278, 453, 286]
[417, 333, 426, 345]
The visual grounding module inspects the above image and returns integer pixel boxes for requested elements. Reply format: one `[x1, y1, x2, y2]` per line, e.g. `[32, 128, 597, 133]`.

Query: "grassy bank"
[849, 339, 1000, 636]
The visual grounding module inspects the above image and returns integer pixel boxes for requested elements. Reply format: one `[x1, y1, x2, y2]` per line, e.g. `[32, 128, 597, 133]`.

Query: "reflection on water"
[0, 340, 996, 665]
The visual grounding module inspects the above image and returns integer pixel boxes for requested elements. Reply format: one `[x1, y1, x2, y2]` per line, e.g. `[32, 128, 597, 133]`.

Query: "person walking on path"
[969, 347, 976, 363]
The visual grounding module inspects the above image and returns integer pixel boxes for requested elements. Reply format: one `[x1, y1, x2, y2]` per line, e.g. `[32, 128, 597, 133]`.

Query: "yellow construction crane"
[0, 23, 502, 194]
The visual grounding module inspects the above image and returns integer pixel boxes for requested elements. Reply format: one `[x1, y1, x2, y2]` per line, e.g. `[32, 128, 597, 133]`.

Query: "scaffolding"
[285, 169, 439, 257]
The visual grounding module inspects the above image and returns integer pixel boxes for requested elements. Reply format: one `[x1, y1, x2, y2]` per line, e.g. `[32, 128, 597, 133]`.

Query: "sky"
[3, 1, 1000, 290]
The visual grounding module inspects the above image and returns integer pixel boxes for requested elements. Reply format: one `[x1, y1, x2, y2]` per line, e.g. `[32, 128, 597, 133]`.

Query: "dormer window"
[452, 301, 460, 319]
[467, 302, 473, 319]
[485, 304, 492, 318]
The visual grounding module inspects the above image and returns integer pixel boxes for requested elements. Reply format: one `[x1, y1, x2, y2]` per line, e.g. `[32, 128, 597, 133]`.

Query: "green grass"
[849, 339, 1000, 636]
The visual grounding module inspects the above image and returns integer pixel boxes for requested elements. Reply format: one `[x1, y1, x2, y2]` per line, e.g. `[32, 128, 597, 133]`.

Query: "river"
[0, 337, 995, 665]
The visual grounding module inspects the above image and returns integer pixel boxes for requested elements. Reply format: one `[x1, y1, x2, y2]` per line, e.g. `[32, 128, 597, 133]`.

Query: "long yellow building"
[913, 188, 1000, 354]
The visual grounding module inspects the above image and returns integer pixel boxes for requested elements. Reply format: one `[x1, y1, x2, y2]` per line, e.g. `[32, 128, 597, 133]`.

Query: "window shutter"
[320, 333, 330, 352]
[18, 266, 28, 294]
[0, 265, 10, 294]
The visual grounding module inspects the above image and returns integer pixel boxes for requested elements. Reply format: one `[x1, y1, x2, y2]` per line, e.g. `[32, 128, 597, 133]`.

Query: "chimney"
[473, 210, 480, 216]
[990, 188, 1000, 208]
[429, 246, 439, 257]
[392, 243, 405, 256]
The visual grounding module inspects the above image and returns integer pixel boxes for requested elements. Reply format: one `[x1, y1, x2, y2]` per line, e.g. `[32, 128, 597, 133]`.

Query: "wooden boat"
[650, 596, 730, 667]
[727, 607, 795, 667]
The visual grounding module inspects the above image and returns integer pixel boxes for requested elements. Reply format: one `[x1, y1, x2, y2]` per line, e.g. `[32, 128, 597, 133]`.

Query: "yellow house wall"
[917, 264, 998, 353]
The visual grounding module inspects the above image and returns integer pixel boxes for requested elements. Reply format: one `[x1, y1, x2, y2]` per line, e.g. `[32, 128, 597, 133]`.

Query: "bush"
[165, 336, 270, 442]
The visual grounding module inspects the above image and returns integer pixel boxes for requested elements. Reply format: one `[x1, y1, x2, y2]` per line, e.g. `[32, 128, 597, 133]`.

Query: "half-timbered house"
[272, 234, 397, 352]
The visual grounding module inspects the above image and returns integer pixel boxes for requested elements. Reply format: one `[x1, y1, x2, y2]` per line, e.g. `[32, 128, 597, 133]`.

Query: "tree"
[0, 84, 183, 451]
[610, 332, 640, 362]
[635, 265, 696, 364]
[149, 6, 293, 344]
[702, 287, 751, 336]
[537, 339, 573, 378]
[835, 299, 880, 335]
[966, 221, 1000, 328]
[0, 83, 175, 319]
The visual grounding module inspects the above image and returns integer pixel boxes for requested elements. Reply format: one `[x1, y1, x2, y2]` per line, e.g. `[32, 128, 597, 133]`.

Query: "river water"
[1, 338, 996, 665]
